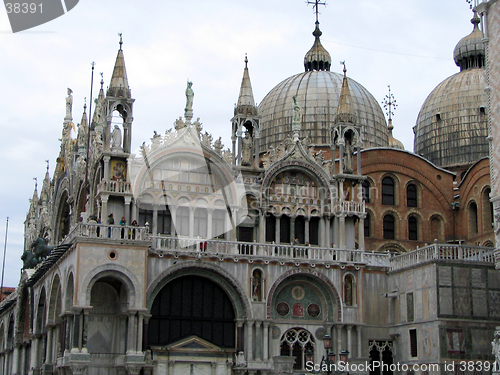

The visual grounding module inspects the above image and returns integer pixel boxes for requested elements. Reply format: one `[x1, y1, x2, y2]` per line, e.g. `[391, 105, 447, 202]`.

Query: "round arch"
[146, 261, 251, 320]
[266, 269, 342, 322]
[82, 265, 138, 308]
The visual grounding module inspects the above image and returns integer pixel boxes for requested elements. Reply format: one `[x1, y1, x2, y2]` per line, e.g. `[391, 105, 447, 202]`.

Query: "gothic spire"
[107, 33, 131, 98]
[336, 63, 356, 123]
[234, 54, 257, 116]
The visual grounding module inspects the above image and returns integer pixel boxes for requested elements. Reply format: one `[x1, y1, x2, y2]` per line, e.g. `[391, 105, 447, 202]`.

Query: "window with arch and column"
[280, 328, 315, 371]
[469, 201, 478, 236]
[362, 180, 371, 203]
[406, 183, 417, 207]
[408, 216, 418, 241]
[483, 187, 494, 231]
[382, 177, 395, 205]
[383, 214, 396, 240]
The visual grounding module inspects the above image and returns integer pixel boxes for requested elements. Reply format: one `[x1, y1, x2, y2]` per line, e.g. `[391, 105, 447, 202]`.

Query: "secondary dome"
[258, 23, 389, 152]
[414, 13, 487, 168]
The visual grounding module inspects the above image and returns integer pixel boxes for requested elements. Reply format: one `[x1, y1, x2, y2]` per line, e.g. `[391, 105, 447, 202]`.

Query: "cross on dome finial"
[245, 53, 248, 69]
[466, 0, 478, 9]
[45, 160, 49, 173]
[340, 61, 347, 76]
[382, 85, 397, 127]
[307, 0, 327, 23]
[118, 32, 123, 50]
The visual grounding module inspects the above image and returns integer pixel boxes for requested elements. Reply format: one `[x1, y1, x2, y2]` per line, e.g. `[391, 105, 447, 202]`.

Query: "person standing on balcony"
[107, 213, 114, 238]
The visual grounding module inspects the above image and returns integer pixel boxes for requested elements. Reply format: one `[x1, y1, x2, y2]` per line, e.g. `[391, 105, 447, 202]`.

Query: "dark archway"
[149, 275, 236, 348]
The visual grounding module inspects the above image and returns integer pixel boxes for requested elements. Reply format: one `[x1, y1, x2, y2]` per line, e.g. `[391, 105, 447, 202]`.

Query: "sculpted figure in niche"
[241, 132, 253, 166]
[111, 125, 122, 149]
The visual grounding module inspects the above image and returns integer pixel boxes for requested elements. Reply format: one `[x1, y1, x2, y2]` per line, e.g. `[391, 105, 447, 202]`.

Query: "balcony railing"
[333, 200, 365, 215]
[390, 243, 495, 271]
[98, 180, 132, 194]
[66, 223, 149, 242]
[150, 236, 391, 267]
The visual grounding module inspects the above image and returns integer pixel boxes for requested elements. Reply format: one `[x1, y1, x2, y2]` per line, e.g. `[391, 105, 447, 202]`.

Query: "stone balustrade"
[333, 200, 365, 215]
[150, 236, 391, 267]
[98, 180, 132, 194]
[66, 223, 149, 242]
[390, 243, 495, 271]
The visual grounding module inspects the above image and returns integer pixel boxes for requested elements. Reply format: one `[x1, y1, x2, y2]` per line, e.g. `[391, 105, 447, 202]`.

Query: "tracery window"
[280, 328, 315, 370]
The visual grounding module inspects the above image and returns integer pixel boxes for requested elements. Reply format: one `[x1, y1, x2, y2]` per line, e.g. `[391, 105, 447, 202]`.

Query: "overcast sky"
[0, 0, 477, 287]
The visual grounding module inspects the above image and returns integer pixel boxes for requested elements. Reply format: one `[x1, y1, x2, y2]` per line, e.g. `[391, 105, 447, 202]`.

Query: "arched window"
[469, 202, 478, 235]
[176, 207, 190, 236]
[408, 216, 418, 241]
[383, 214, 395, 239]
[344, 274, 354, 306]
[158, 208, 172, 235]
[382, 177, 395, 205]
[149, 276, 236, 348]
[483, 188, 493, 230]
[213, 210, 226, 239]
[362, 180, 371, 203]
[280, 328, 315, 370]
[194, 208, 208, 238]
[266, 215, 276, 242]
[364, 213, 371, 238]
[430, 216, 443, 242]
[295, 216, 306, 244]
[407, 184, 417, 207]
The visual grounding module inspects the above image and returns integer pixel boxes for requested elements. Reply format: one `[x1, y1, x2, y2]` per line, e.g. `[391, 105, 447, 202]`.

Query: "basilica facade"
[0, 9, 498, 375]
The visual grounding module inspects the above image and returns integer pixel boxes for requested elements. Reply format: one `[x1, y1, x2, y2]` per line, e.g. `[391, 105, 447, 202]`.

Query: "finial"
[45, 160, 49, 172]
[340, 61, 347, 76]
[382, 85, 397, 129]
[466, 0, 477, 9]
[307, 0, 327, 23]
[471, 9, 480, 27]
[100, 72, 104, 88]
[245, 53, 248, 69]
[33, 177, 37, 190]
[83, 100, 87, 112]
[118, 32, 123, 50]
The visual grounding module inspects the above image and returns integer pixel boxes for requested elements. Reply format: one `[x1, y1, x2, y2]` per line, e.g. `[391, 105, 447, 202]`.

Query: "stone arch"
[47, 274, 62, 325]
[64, 272, 75, 312]
[429, 214, 445, 243]
[146, 261, 251, 320]
[378, 243, 406, 253]
[53, 179, 71, 244]
[267, 269, 342, 322]
[35, 287, 47, 334]
[261, 162, 331, 206]
[83, 265, 138, 308]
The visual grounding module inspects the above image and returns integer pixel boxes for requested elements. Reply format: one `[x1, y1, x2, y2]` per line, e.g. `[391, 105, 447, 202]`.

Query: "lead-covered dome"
[258, 23, 389, 152]
[414, 13, 487, 168]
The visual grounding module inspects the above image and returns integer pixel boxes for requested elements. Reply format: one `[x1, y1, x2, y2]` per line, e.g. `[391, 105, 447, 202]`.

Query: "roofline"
[360, 147, 457, 176]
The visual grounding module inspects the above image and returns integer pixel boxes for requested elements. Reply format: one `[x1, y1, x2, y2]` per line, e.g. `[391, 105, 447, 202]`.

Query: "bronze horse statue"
[21, 238, 54, 269]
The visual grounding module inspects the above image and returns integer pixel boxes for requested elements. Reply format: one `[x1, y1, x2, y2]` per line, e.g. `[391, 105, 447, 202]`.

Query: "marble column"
[357, 326, 362, 358]
[101, 195, 109, 225]
[207, 209, 213, 240]
[246, 320, 254, 362]
[124, 197, 132, 225]
[263, 322, 270, 362]
[103, 156, 111, 181]
[346, 326, 352, 357]
[336, 325, 343, 361]
[275, 216, 281, 244]
[45, 326, 53, 365]
[127, 312, 138, 354]
[152, 208, 158, 236]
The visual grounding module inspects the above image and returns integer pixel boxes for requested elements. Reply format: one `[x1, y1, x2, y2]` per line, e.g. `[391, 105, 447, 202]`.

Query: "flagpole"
[1, 217, 9, 301]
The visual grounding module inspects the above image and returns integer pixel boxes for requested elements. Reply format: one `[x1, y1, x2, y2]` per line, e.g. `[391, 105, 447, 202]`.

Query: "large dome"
[258, 70, 389, 151]
[413, 13, 488, 168]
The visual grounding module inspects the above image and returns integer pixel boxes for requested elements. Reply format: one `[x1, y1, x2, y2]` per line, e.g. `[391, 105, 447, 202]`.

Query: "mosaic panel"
[453, 267, 470, 287]
[471, 329, 494, 355]
[471, 268, 487, 289]
[489, 291, 500, 318]
[472, 290, 488, 317]
[489, 269, 500, 289]
[438, 267, 452, 286]
[453, 288, 471, 316]
[439, 288, 453, 315]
